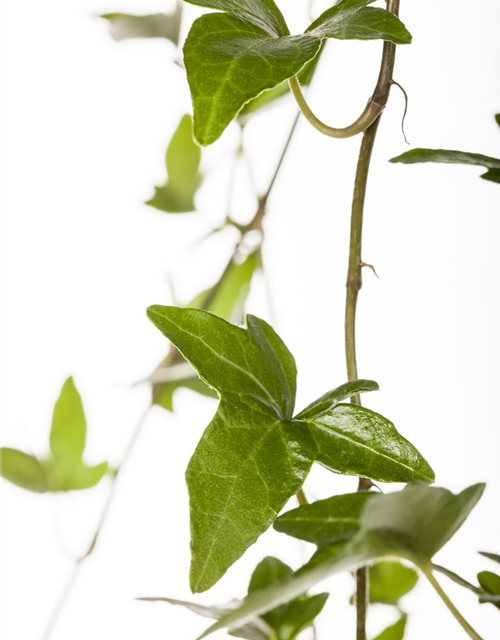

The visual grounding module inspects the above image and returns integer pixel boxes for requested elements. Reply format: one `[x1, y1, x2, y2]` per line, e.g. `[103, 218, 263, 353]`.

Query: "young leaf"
[101, 7, 182, 44]
[477, 572, 500, 597]
[295, 379, 379, 420]
[368, 561, 418, 605]
[147, 307, 433, 591]
[479, 551, 500, 565]
[50, 377, 87, 464]
[389, 148, 500, 184]
[274, 492, 375, 546]
[372, 615, 407, 640]
[146, 115, 202, 213]
[0, 448, 49, 493]
[183, 0, 412, 145]
[198, 484, 484, 637]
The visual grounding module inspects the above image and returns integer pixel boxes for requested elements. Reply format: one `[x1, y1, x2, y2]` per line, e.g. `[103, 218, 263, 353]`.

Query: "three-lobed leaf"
[183, 0, 412, 145]
[0, 378, 107, 493]
[147, 307, 433, 592]
[146, 115, 202, 213]
[197, 483, 484, 637]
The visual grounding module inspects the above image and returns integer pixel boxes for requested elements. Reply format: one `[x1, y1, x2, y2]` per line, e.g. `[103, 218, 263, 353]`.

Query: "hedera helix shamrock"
[146, 305, 434, 592]
[182, 0, 412, 145]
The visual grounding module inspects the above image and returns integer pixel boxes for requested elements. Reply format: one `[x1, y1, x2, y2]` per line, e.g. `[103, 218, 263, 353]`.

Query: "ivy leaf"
[198, 484, 484, 637]
[0, 448, 49, 493]
[248, 557, 328, 640]
[477, 572, 500, 598]
[372, 615, 407, 640]
[152, 253, 259, 411]
[147, 308, 433, 592]
[295, 379, 379, 420]
[183, 0, 412, 145]
[389, 148, 500, 185]
[101, 7, 182, 44]
[368, 561, 418, 605]
[307, 3, 411, 45]
[274, 492, 375, 546]
[480, 552, 500, 565]
[1, 378, 107, 493]
[146, 115, 202, 214]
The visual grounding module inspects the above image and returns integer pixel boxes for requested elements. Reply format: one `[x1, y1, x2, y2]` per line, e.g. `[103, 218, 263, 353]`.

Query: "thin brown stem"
[344, 2, 401, 639]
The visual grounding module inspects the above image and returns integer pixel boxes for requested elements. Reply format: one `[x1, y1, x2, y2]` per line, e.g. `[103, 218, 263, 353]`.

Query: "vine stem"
[422, 567, 485, 640]
[343, 2, 401, 639]
[41, 110, 302, 640]
[41, 405, 151, 640]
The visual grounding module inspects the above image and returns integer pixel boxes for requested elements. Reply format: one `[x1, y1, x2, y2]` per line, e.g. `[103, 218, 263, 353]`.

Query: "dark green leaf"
[101, 7, 182, 44]
[295, 379, 379, 420]
[495, 114, 500, 128]
[479, 552, 500, 565]
[372, 615, 407, 640]
[146, 115, 202, 213]
[50, 376, 87, 464]
[0, 448, 49, 493]
[184, 14, 321, 146]
[478, 572, 500, 596]
[274, 492, 374, 546]
[307, 404, 435, 483]
[368, 561, 418, 605]
[390, 148, 500, 185]
[307, 2, 412, 45]
[147, 307, 433, 591]
[182, 0, 290, 38]
[198, 484, 484, 637]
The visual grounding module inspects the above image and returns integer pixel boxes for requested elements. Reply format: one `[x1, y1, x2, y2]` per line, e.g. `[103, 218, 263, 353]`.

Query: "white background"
[1, 0, 499, 639]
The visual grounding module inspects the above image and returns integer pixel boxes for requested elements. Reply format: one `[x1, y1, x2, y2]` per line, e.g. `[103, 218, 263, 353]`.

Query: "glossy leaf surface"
[390, 148, 500, 184]
[295, 379, 378, 420]
[0, 378, 107, 493]
[368, 561, 418, 605]
[372, 615, 407, 640]
[183, 0, 412, 145]
[274, 492, 374, 546]
[148, 307, 433, 591]
[199, 484, 484, 636]
[101, 8, 182, 43]
[146, 115, 202, 213]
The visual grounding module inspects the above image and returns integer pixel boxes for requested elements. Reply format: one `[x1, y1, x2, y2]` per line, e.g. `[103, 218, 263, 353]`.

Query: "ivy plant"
[2, 1, 498, 640]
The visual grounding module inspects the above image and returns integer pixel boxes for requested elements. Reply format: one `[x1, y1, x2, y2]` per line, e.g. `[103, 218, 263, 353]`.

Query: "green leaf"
[183, 0, 411, 145]
[274, 492, 374, 546]
[182, 0, 289, 38]
[495, 114, 500, 128]
[146, 115, 202, 213]
[368, 561, 418, 605]
[307, 404, 435, 483]
[0, 448, 49, 493]
[478, 571, 500, 596]
[101, 7, 182, 44]
[295, 379, 379, 420]
[147, 307, 433, 591]
[50, 377, 87, 464]
[249, 557, 328, 640]
[390, 148, 500, 185]
[307, 2, 412, 45]
[372, 615, 407, 640]
[184, 14, 321, 146]
[45, 458, 108, 492]
[198, 484, 484, 637]
[479, 552, 500, 565]
[152, 253, 258, 411]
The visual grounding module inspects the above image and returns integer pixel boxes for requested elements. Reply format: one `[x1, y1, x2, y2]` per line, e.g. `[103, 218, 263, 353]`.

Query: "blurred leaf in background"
[101, 4, 182, 44]
[0, 377, 108, 492]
